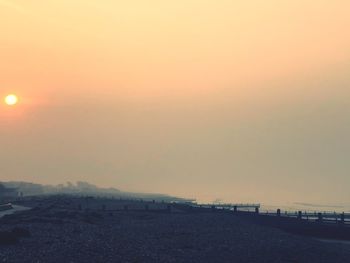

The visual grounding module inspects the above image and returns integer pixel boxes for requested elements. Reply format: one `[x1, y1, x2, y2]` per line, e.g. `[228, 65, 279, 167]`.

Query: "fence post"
[277, 209, 281, 217]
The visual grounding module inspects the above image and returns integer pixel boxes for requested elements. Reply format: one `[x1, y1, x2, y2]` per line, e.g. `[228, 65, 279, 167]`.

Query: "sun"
[4, 94, 18, 106]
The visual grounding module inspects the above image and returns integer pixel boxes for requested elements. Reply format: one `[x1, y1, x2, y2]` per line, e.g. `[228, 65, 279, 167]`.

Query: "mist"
[1, 0, 350, 205]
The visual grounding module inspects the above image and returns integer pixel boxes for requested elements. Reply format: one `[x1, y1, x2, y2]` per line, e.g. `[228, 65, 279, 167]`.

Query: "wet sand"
[0, 205, 31, 219]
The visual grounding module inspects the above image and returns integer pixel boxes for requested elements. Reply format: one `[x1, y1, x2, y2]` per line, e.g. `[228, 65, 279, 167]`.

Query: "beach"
[0, 196, 349, 263]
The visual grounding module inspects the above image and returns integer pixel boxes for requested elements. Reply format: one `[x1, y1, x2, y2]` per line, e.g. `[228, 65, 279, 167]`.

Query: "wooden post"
[277, 209, 281, 217]
[255, 207, 259, 214]
[297, 211, 302, 220]
[340, 212, 345, 224]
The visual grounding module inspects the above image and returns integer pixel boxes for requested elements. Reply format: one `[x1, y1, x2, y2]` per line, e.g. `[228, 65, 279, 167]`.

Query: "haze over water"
[1, 1, 350, 207]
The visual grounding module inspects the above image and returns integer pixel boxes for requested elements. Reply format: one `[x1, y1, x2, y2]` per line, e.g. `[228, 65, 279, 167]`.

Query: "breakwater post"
[341, 213, 345, 224]
[297, 211, 302, 220]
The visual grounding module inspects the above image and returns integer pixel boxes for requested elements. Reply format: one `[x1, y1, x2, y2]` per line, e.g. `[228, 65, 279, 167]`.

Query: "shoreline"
[0, 195, 349, 262]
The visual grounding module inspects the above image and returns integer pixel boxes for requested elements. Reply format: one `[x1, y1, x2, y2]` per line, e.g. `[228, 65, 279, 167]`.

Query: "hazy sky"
[1, 0, 350, 205]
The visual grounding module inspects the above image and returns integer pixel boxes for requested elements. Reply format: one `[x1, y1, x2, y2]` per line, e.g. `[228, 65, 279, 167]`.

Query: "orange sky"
[1, 0, 350, 205]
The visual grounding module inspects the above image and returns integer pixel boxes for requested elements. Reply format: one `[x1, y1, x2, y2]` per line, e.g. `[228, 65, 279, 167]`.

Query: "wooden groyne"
[189, 203, 350, 225]
[259, 210, 350, 225]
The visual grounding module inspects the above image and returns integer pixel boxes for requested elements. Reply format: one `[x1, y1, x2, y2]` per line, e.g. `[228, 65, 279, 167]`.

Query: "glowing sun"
[4, 94, 18, 106]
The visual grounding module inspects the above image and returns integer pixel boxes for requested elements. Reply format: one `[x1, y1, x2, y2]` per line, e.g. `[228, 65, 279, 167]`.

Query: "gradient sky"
[1, 0, 350, 205]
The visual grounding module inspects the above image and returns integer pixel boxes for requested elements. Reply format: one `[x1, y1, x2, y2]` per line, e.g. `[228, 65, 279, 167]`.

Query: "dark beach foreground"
[0, 196, 350, 263]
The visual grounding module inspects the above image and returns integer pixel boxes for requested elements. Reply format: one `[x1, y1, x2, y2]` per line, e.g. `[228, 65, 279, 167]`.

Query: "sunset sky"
[1, 0, 350, 205]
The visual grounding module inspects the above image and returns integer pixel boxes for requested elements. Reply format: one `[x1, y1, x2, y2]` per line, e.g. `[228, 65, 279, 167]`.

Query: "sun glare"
[4, 94, 18, 106]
